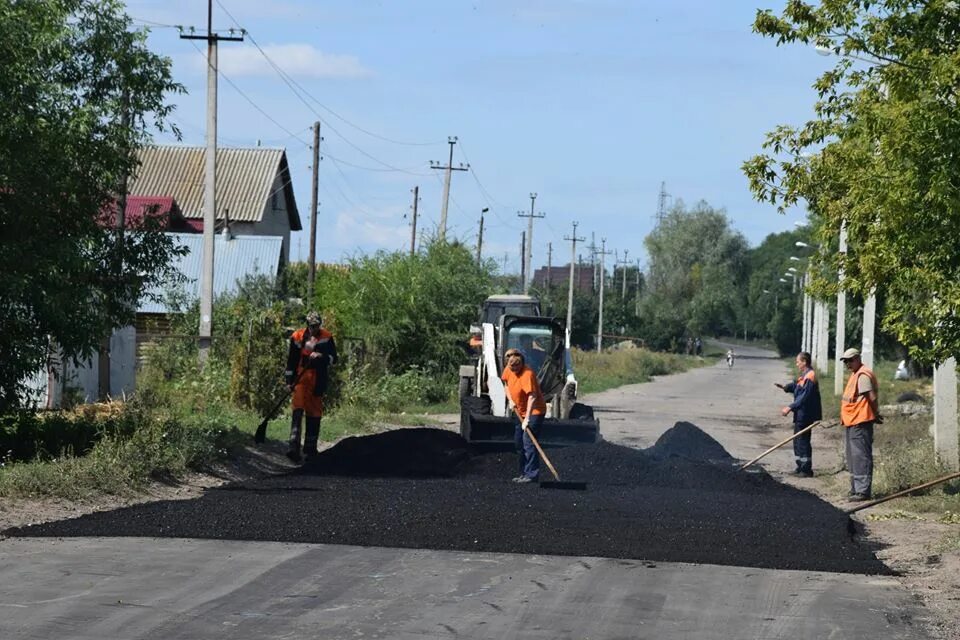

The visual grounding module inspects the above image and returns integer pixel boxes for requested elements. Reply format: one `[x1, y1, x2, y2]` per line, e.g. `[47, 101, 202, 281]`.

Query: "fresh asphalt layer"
[0, 345, 934, 639]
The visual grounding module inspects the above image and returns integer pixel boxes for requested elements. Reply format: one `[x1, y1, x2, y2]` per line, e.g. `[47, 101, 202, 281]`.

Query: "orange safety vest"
[841, 366, 878, 427]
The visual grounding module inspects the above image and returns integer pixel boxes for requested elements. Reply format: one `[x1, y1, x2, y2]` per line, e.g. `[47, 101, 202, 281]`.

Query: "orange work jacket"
[841, 366, 878, 427]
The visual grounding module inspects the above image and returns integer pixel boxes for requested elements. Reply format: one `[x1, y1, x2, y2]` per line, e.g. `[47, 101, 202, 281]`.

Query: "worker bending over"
[284, 311, 338, 462]
[502, 348, 546, 484]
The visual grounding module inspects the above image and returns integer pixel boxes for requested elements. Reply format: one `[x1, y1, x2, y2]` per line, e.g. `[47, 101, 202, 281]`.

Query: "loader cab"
[478, 295, 540, 326]
[500, 315, 567, 399]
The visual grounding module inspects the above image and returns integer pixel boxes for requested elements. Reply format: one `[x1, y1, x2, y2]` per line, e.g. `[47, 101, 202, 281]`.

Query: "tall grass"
[573, 347, 702, 395]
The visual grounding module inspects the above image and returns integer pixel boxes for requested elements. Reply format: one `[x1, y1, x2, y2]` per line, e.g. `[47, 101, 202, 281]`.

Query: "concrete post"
[861, 289, 876, 370]
[933, 357, 959, 471]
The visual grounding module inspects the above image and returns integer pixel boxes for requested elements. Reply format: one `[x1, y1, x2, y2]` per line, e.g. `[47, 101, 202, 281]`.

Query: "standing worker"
[839, 348, 882, 501]
[775, 351, 821, 477]
[284, 311, 338, 462]
[501, 348, 546, 484]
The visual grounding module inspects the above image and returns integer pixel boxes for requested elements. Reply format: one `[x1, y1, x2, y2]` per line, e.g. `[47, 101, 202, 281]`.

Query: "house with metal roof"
[128, 145, 301, 262]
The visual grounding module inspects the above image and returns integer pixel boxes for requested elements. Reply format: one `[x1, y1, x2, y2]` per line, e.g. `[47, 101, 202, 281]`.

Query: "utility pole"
[409, 186, 419, 256]
[635, 258, 642, 316]
[429, 136, 469, 241]
[590, 233, 598, 293]
[180, 2, 244, 365]
[596, 239, 612, 352]
[307, 121, 321, 301]
[501, 252, 508, 275]
[517, 193, 545, 294]
[563, 222, 585, 348]
[520, 231, 526, 291]
[476, 207, 487, 262]
[835, 222, 847, 395]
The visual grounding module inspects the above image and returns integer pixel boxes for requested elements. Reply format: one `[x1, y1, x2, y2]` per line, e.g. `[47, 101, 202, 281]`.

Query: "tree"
[744, 0, 960, 363]
[639, 200, 749, 349]
[0, 0, 183, 409]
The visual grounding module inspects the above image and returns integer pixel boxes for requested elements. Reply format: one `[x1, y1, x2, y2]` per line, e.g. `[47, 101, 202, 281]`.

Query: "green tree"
[744, 0, 960, 363]
[0, 0, 183, 409]
[639, 200, 749, 349]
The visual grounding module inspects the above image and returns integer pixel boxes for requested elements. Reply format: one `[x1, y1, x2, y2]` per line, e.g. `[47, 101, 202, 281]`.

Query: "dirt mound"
[647, 421, 733, 462]
[299, 428, 470, 477]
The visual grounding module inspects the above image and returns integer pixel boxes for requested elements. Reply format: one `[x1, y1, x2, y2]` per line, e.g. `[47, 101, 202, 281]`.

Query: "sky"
[126, 0, 829, 274]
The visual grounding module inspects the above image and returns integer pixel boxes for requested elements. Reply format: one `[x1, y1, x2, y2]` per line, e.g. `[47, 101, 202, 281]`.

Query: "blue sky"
[127, 0, 827, 273]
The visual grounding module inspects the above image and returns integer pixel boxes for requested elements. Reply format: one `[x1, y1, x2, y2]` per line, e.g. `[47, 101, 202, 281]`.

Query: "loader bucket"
[461, 411, 601, 448]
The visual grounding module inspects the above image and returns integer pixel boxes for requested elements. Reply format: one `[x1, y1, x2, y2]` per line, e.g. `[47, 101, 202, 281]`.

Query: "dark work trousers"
[303, 417, 321, 457]
[793, 421, 814, 474]
[514, 414, 544, 479]
[845, 422, 874, 497]
[289, 409, 304, 452]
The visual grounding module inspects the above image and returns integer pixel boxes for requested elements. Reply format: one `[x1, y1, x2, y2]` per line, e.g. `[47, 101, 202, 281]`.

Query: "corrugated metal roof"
[128, 145, 301, 229]
[139, 232, 283, 314]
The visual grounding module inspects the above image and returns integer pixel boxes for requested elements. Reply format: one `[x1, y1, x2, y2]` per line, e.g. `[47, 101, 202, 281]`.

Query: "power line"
[213, 0, 445, 149]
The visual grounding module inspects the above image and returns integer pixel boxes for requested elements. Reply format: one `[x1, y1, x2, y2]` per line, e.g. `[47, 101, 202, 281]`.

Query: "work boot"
[303, 417, 321, 460]
[285, 444, 302, 463]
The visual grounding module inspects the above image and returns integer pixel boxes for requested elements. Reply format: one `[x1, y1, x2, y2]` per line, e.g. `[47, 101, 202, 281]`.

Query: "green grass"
[573, 347, 705, 395]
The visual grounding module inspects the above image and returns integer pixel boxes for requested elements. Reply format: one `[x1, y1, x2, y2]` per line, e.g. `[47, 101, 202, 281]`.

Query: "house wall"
[231, 173, 293, 263]
[64, 326, 137, 403]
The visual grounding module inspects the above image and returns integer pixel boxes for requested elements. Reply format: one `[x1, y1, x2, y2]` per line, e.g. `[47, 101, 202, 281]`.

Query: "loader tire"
[458, 376, 473, 400]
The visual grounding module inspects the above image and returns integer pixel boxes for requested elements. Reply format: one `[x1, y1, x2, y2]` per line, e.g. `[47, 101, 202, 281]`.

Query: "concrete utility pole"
[429, 136, 469, 241]
[307, 121, 321, 301]
[518, 193, 545, 294]
[934, 357, 960, 471]
[563, 222, 585, 348]
[520, 231, 526, 290]
[476, 207, 487, 262]
[409, 186, 419, 256]
[635, 258, 642, 316]
[596, 239, 612, 353]
[180, 1, 244, 365]
[861, 289, 877, 370]
[835, 222, 847, 395]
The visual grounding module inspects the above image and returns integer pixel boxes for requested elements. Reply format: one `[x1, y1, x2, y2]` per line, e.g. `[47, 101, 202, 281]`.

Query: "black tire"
[458, 376, 473, 400]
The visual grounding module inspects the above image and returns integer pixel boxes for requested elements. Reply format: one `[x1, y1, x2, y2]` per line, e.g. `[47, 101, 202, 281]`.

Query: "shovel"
[738, 420, 829, 471]
[525, 427, 587, 490]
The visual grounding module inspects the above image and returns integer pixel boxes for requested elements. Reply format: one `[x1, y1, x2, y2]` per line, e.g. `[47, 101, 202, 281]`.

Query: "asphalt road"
[0, 345, 933, 639]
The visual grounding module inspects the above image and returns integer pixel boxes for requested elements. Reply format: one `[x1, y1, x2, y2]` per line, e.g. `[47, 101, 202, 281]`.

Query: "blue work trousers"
[793, 421, 814, 474]
[514, 414, 544, 479]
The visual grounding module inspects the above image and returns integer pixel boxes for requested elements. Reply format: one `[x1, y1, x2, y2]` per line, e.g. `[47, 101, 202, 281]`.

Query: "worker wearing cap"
[775, 351, 821, 477]
[840, 347, 881, 501]
[502, 348, 546, 484]
[284, 311, 338, 462]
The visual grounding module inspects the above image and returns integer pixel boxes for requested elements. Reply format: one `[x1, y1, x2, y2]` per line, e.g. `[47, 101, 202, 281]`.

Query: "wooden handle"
[525, 427, 561, 482]
[738, 421, 823, 471]
[846, 471, 960, 514]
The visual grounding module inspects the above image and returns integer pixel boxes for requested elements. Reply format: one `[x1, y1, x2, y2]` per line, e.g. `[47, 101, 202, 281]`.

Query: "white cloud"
[215, 44, 372, 79]
[334, 210, 408, 250]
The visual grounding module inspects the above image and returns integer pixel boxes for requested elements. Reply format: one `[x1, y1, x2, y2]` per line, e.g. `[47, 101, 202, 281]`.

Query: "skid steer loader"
[458, 314, 600, 447]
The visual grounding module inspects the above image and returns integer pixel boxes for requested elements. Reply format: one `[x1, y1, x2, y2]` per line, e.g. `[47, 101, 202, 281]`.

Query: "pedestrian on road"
[774, 351, 821, 477]
[284, 311, 338, 463]
[501, 347, 546, 484]
[839, 348, 881, 501]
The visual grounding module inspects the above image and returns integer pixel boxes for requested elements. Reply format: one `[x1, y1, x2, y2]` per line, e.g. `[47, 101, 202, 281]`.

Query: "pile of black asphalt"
[6, 422, 890, 575]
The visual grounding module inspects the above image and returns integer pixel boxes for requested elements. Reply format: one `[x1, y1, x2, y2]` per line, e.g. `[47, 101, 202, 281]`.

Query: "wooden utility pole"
[429, 136, 469, 241]
[409, 185, 419, 256]
[596, 239, 612, 352]
[307, 121, 320, 300]
[476, 207, 487, 262]
[517, 193, 545, 294]
[180, 1, 244, 365]
[563, 222, 585, 348]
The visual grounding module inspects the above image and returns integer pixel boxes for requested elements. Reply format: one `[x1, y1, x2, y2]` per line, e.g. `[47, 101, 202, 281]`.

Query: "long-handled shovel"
[738, 420, 828, 471]
[846, 471, 960, 514]
[253, 370, 306, 444]
[525, 428, 587, 490]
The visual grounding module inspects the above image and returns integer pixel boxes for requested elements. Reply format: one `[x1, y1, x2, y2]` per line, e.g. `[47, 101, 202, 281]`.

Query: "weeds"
[573, 347, 701, 394]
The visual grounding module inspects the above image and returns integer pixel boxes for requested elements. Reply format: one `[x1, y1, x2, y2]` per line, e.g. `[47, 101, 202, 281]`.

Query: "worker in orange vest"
[839, 348, 882, 501]
[501, 347, 546, 484]
[284, 311, 338, 463]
